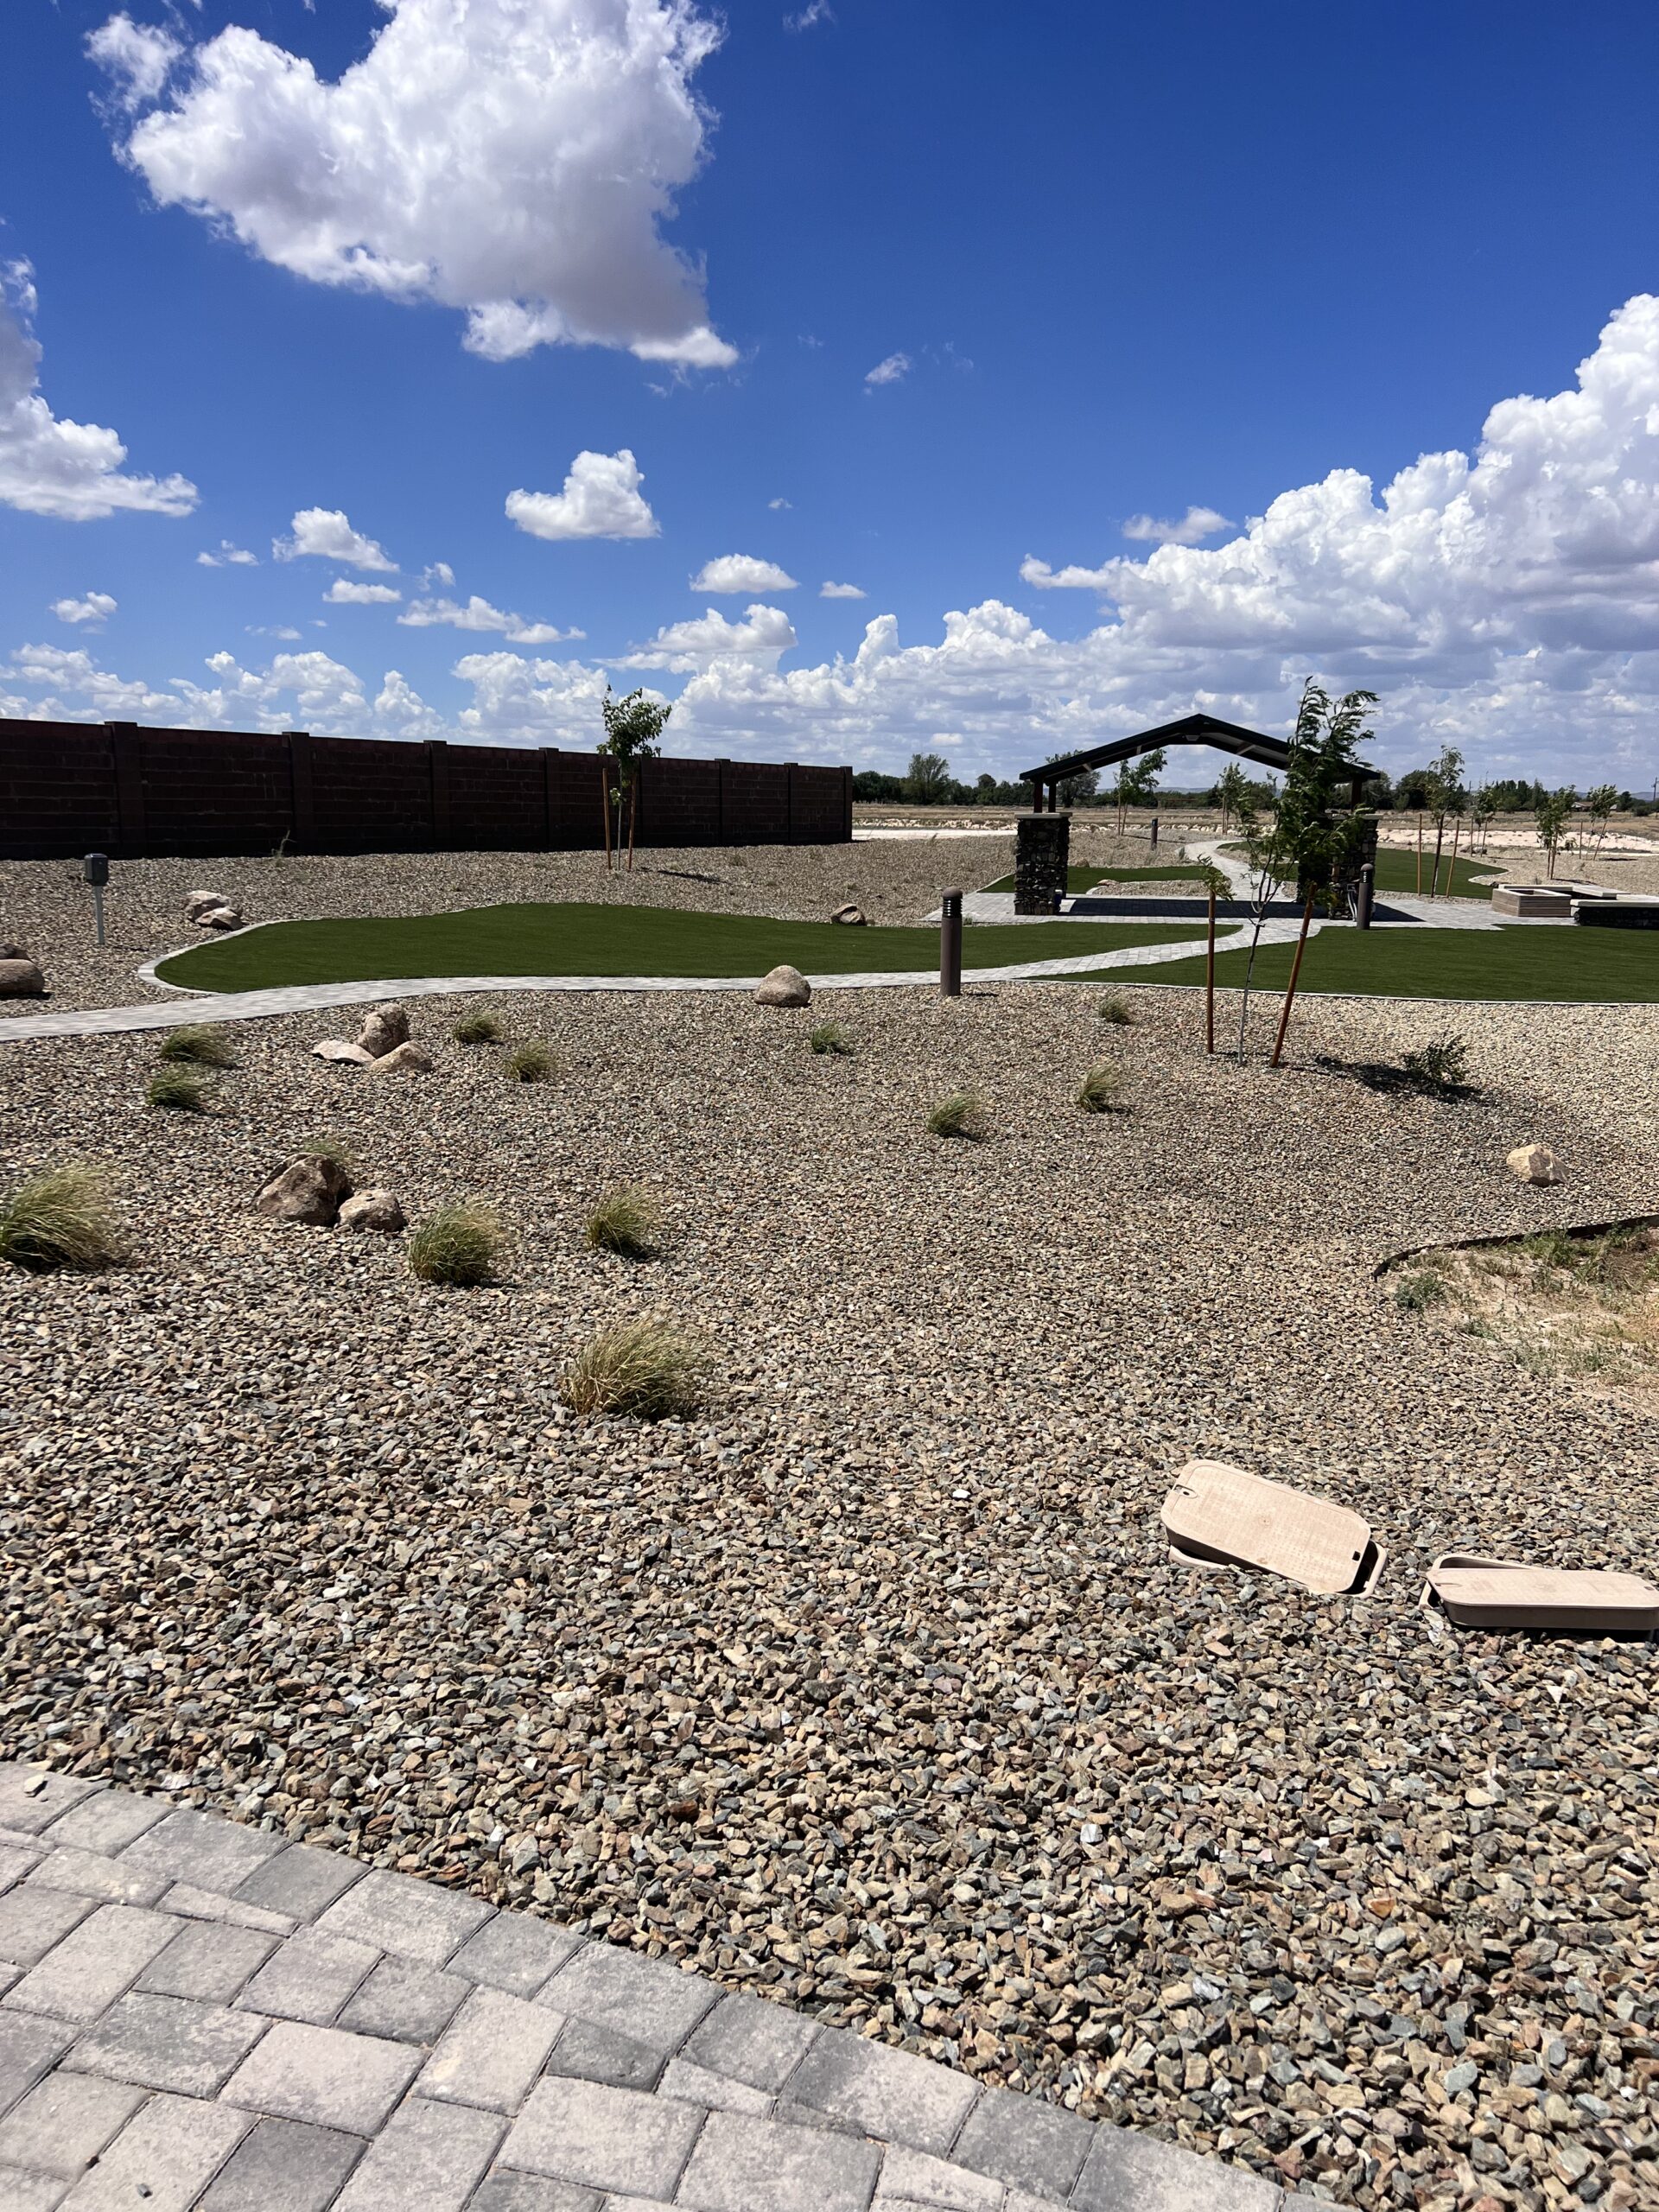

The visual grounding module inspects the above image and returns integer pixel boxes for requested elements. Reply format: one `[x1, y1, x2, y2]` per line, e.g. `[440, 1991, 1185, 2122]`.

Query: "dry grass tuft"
[1076, 1062, 1125, 1114]
[1097, 992, 1135, 1026]
[158, 1023, 236, 1067]
[453, 1007, 506, 1045]
[0, 1164, 124, 1273]
[147, 1067, 213, 1113]
[809, 1021, 854, 1056]
[406, 1203, 505, 1287]
[558, 1317, 709, 1420]
[926, 1090, 988, 1141]
[586, 1183, 662, 1259]
[505, 1039, 556, 1084]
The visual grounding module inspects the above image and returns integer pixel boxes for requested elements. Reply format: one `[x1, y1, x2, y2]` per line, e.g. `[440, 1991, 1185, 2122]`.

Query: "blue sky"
[5, 0, 1659, 785]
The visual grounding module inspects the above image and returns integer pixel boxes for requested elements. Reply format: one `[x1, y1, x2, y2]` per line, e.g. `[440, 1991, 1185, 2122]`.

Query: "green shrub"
[559, 1317, 709, 1420]
[147, 1067, 213, 1113]
[1096, 992, 1135, 1026]
[407, 1203, 504, 1287]
[926, 1090, 988, 1140]
[0, 1165, 124, 1273]
[1394, 1271, 1449, 1313]
[158, 1023, 235, 1067]
[453, 1007, 505, 1045]
[1076, 1062, 1124, 1114]
[586, 1183, 662, 1259]
[504, 1039, 556, 1084]
[1402, 1032, 1470, 1092]
[809, 1021, 854, 1056]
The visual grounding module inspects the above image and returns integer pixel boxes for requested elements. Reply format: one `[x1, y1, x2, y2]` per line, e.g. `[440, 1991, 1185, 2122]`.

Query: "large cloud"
[507, 450, 659, 541]
[619, 603, 798, 673]
[0, 262, 197, 521]
[93, 0, 736, 368]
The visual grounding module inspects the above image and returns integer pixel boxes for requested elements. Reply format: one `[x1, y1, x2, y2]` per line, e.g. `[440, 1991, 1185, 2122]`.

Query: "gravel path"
[3, 963, 1657, 2211]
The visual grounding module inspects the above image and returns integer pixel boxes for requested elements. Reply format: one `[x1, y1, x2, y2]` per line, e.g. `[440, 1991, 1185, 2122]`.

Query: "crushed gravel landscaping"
[1, 843, 1657, 2212]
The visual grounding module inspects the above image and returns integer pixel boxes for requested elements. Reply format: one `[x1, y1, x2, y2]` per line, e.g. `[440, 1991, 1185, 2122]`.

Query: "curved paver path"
[0, 1761, 1281, 2210]
[0, 925, 1313, 1046]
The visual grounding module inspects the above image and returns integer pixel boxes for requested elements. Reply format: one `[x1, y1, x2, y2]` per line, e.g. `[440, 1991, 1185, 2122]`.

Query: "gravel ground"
[1, 864, 1657, 2210]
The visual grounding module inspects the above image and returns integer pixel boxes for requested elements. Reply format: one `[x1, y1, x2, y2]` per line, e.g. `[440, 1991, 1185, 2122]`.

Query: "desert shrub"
[504, 1039, 556, 1084]
[1402, 1032, 1470, 1092]
[1394, 1270, 1449, 1313]
[809, 1021, 854, 1056]
[1076, 1062, 1124, 1114]
[453, 1007, 505, 1046]
[0, 1165, 124, 1273]
[586, 1183, 662, 1259]
[158, 1023, 235, 1067]
[147, 1067, 213, 1113]
[926, 1090, 988, 1140]
[407, 1203, 504, 1287]
[1097, 992, 1135, 1026]
[559, 1317, 709, 1420]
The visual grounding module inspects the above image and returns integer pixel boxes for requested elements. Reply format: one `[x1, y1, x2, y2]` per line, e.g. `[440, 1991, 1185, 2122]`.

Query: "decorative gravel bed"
[1, 919, 1656, 2207]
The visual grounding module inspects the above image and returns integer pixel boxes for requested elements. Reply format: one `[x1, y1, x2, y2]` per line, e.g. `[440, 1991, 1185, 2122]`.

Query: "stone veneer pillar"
[1014, 810, 1071, 914]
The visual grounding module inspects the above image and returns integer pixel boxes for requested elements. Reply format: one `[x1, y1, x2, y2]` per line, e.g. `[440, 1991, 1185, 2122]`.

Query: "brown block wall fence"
[0, 720, 854, 860]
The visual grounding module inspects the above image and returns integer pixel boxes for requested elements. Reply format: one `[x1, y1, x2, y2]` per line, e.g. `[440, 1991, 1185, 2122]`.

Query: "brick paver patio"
[0, 1763, 1283, 2211]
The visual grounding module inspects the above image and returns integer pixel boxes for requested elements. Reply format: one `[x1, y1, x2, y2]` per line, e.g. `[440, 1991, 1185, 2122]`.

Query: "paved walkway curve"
[0, 1761, 1281, 2211]
[0, 925, 1313, 1046]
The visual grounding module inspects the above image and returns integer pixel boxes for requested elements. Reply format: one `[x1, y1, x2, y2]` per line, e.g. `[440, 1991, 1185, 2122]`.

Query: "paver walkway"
[0, 1764, 1283, 2212]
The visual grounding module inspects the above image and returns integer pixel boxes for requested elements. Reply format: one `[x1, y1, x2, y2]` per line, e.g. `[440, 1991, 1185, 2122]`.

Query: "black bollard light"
[83, 852, 109, 947]
[940, 887, 963, 998]
[1356, 861, 1375, 931]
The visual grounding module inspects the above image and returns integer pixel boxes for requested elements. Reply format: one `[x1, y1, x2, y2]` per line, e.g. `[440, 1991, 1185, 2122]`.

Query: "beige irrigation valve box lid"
[1425, 1552, 1659, 1633]
[1161, 1459, 1380, 1596]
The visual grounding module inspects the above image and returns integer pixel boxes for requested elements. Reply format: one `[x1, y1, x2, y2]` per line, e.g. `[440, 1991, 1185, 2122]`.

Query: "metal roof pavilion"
[1020, 710, 1376, 810]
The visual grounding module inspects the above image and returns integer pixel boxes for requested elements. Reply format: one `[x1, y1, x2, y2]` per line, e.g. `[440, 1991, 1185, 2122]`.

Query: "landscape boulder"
[0, 957, 46, 998]
[339, 1187, 406, 1234]
[186, 891, 227, 922]
[257, 1156, 352, 1226]
[831, 904, 868, 926]
[199, 905, 244, 932]
[0, 941, 31, 958]
[312, 1039, 376, 1066]
[356, 1004, 411, 1058]
[754, 963, 811, 1008]
[367, 1040, 434, 1076]
[1507, 1141, 1560, 1186]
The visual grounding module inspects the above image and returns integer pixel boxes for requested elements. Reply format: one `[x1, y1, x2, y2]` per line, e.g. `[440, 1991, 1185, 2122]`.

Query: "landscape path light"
[82, 852, 108, 946]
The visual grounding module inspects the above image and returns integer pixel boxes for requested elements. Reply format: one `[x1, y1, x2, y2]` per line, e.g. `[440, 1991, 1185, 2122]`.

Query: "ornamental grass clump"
[407, 1203, 504, 1287]
[505, 1039, 556, 1084]
[809, 1021, 854, 1056]
[585, 1183, 661, 1260]
[1096, 992, 1135, 1027]
[558, 1317, 709, 1421]
[1076, 1062, 1125, 1114]
[158, 1023, 236, 1067]
[147, 1066, 213, 1113]
[0, 1164, 124, 1273]
[453, 1007, 505, 1046]
[926, 1090, 988, 1141]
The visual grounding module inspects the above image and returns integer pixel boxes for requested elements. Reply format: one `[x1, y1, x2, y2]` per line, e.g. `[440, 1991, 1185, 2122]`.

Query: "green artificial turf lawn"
[1370, 845, 1504, 900]
[982, 864, 1215, 893]
[155, 903, 1210, 990]
[1143, 925, 1659, 1002]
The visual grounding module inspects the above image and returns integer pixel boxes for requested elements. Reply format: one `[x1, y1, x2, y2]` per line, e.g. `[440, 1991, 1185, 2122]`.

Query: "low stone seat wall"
[1491, 883, 1573, 917]
[1573, 896, 1659, 928]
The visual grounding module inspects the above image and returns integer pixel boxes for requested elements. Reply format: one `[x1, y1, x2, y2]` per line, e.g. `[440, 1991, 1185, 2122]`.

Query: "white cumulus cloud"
[51, 592, 118, 627]
[276, 507, 397, 570]
[820, 581, 866, 600]
[198, 540, 257, 566]
[1122, 505, 1232, 547]
[690, 554, 798, 594]
[0, 261, 198, 521]
[620, 602, 797, 673]
[864, 352, 911, 387]
[324, 578, 403, 605]
[94, 0, 736, 368]
[398, 594, 582, 645]
[506, 448, 658, 541]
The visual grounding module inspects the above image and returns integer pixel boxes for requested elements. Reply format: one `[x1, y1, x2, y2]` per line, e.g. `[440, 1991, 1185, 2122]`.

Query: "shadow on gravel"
[1312, 1052, 1484, 1103]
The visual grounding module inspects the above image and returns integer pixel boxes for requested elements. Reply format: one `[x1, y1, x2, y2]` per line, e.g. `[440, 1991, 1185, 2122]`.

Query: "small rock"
[186, 890, 229, 922]
[356, 1004, 411, 1057]
[338, 1188, 406, 1233]
[257, 1156, 352, 1226]
[1507, 1141, 1560, 1185]
[0, 941, 31, 960]
[367, 1040, 434, 1075]
[0, 957, 46, 998]
[1443, 2061, 1479, 2096]
[754, 963, 811, 1008]
[312, 1040, 376, 1065]
[199, 905, 244, 932]
[831, 905, 868, 926]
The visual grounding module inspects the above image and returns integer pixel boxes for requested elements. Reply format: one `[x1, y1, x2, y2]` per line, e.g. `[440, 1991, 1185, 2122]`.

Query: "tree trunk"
[1429, 817, 1446, 898]
[1205, 887, 1217, 1055]
[1446, 811, 1462, 894]
[626, 777, 639, 873]
[1269, 894, 1317, 1068]
[600, 759, 612, 872]
[1415, 812, 1423, 894]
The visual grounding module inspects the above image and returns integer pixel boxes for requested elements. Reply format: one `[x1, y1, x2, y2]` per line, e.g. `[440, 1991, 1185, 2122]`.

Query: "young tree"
[1424, 745, 1465, 899]
[599, 688, 671, 872]
[1049, 763, 1101, 808]
[1534, 786, 1573, 880]
[1236, 681, 1376, 1063]
[1471, 784, 1499, 852]
[906, 752, 953, 804]
[1584, 783, 1618, 861]
[1215, 761, 1249, 831]
[1111, 747, 1166, 831]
